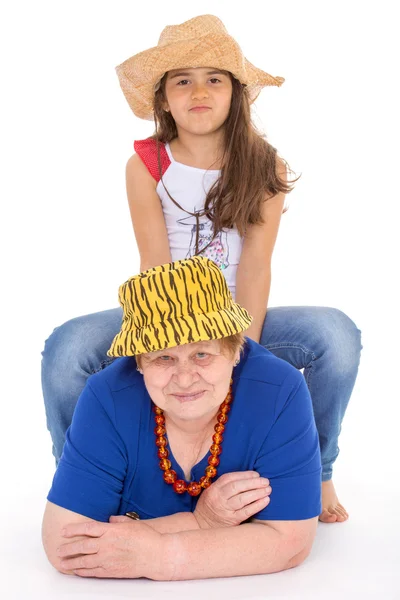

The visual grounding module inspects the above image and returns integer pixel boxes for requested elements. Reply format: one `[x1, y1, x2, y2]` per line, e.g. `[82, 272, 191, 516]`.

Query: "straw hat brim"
[116, 33, 285, 120]
[107, 302, 253, 357]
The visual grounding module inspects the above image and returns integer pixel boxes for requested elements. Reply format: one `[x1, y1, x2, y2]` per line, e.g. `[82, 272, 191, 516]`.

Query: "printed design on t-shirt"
[177, 214, 230, 270]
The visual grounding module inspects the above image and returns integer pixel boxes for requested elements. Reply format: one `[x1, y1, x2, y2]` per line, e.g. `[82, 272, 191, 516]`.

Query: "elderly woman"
[42, 256, 322, 580]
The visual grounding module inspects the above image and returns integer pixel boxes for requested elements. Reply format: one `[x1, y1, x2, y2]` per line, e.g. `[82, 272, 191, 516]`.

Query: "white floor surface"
[2, 467, 399, 600]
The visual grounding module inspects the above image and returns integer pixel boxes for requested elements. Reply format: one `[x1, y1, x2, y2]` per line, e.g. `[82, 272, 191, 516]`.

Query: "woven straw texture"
[116, 14, 284, 120]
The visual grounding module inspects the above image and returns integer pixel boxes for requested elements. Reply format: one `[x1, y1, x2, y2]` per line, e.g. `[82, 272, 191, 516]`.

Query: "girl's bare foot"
[319, 479, 349, 523]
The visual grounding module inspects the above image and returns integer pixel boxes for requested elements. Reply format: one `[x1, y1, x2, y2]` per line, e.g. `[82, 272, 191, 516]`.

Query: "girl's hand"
[56, 520, 164, 579]
[194, 471, 272, 529]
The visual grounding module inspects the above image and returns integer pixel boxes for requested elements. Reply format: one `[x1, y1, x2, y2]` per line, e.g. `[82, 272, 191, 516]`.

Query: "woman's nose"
[173, 364, 199, 387]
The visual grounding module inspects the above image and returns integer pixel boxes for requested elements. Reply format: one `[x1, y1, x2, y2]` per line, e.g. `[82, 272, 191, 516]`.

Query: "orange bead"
[155, 381, 233, 496]
[163, 469, 177, 484]
[214, 423, 225, 434]
[210, 444, 222, 456]
[159, 458, 171, 470]
[187, 482, 202, 496]
[208, 455, 220, 467]
[154, 425, 166, 436]
[199, 476, 212, 489]
[155, 436, 167, 447]
[205, 465, 217, 478]
[173, 480, 188, 494]
[157, 446, 169, 459]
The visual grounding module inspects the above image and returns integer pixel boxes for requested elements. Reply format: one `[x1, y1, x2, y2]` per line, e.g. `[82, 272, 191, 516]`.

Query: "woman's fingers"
[73, 567, 107, 578]
[60, 553, 99, 571]
[109, 515, 132, 523]
[61, 521, 106, 538]
[228, 486, 272, 511]
[215, 471, 261, 486]
[235, 495, 271, 520]
[222, 476, 270, 500]
[57, 538, 99, 558]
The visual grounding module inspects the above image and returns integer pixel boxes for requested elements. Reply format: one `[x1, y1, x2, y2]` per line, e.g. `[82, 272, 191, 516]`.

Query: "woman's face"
[140, 340, 239, 423]
[163, 67, 233, 137]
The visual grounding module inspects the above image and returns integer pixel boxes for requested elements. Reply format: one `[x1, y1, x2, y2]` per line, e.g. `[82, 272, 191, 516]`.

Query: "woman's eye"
[209, 78, 221, 84]
[177, 79, 190, 85]
[158, 355, 172, 362]
[196, 353, 209, 360]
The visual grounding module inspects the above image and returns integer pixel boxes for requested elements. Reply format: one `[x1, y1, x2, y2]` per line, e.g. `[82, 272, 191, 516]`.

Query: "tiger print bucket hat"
[115, 14, 285, 120]
[107, 256, 253, 356]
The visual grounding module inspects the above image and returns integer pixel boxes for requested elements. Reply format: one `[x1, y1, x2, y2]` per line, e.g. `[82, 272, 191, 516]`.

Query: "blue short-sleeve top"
[47, 339, 322, 522]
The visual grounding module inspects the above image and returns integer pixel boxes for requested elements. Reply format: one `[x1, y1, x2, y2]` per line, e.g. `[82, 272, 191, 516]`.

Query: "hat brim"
[116, 33, 284, 120]
[107, 302, 253, 357]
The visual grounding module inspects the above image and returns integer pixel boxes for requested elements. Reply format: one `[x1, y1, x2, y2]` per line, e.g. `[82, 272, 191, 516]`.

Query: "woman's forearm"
[158, 522, 300, 581]
[159, 522, 298, 580]
[144, 512, 200, 534]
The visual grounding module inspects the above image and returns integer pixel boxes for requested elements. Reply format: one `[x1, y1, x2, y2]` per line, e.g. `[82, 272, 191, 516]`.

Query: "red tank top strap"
[133, 138, 171, 182]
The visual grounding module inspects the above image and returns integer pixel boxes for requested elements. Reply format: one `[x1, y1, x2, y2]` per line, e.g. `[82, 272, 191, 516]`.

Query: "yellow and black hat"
[107, 256, 252, 356]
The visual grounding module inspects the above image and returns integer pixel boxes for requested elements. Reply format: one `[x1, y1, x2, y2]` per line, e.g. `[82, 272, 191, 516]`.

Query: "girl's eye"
[177, 78, 221, 86]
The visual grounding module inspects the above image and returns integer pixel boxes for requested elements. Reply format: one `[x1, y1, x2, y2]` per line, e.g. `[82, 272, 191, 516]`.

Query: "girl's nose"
[192, 84, 209, 100]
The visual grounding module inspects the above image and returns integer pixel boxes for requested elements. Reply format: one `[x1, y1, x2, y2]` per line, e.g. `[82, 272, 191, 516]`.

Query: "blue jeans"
[41, 306, 362, 481]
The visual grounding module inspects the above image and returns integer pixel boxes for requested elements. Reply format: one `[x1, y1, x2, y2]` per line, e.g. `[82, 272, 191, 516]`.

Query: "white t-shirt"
[134, 138, 243, 299]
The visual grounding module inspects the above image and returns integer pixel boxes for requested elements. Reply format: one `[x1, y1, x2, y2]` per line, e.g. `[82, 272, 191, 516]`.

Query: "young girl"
[41, 14, 362, 524]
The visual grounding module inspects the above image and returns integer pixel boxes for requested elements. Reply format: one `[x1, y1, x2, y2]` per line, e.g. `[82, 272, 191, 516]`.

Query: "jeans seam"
[263, 342, 316, 361]
[264, 341, 316, 401]
[263, 341, 317, 414]
[93, 357, 115, 374]
[264, 342, 330, 480]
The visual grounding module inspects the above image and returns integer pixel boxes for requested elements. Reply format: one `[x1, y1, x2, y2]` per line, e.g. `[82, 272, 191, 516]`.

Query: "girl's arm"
[126, 153, 172, 270]
[235, 159, 287, 342]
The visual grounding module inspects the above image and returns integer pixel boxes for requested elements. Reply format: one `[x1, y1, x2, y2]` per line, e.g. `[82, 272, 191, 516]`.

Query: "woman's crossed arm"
[43, 499, 317, 580]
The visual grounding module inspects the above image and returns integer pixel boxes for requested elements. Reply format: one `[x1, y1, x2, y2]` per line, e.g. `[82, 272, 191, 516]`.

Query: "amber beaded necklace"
[153, 379, 233, 496]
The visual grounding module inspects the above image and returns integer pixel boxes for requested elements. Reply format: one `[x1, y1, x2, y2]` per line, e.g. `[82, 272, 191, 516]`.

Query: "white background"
[1, 1, 399, 598]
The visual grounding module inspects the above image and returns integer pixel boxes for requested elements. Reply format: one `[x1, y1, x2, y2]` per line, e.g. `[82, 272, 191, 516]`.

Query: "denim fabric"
[259, 307, 362, 481]
[41, 306, 362, 480]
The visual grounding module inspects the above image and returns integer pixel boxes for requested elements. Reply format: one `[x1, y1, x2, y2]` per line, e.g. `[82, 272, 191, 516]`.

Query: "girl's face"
[163, 67, 233, 136]
[140, 340, 238, 424]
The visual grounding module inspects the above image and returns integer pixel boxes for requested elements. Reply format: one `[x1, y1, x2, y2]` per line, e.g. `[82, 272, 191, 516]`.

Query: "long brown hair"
[151, 73, 300, 239]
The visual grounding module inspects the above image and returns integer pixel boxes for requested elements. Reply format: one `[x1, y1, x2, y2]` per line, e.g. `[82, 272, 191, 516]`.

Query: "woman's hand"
[56, 520, 165, 579]
[194, 471, 272, 529]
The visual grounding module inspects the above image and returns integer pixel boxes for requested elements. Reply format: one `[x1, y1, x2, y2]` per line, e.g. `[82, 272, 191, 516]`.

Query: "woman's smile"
[171, 390, 206, 402]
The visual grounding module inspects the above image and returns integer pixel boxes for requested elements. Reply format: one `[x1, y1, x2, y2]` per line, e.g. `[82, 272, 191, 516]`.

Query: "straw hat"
[116, 14, 285, 120]
[107, 256, 252, 356]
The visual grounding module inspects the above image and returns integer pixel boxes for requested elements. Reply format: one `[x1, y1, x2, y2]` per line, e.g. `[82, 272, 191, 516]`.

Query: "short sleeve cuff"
[254, 469, 322, 521]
